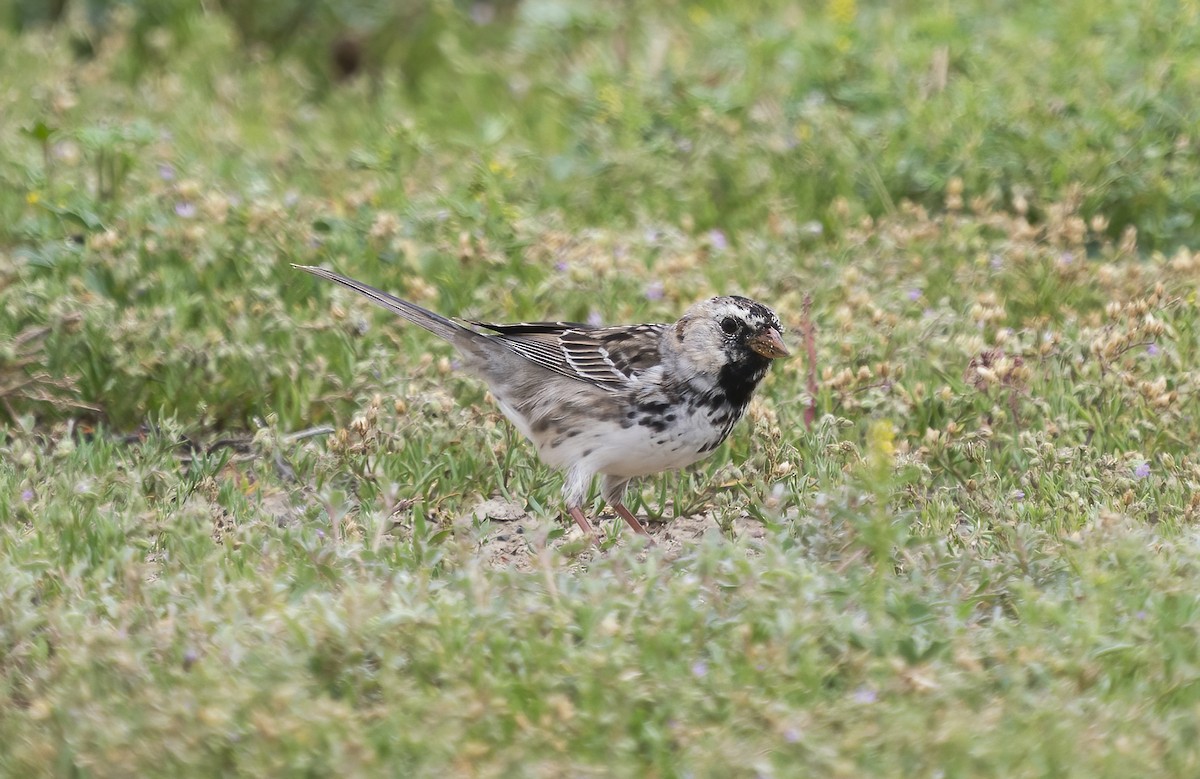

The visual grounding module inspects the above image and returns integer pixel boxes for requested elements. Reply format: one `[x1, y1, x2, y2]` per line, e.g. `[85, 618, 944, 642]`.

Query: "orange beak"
[747, 327, 790, 359]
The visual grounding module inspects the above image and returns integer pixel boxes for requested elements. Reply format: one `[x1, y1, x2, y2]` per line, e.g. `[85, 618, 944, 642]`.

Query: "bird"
[295, 265, 789, 542]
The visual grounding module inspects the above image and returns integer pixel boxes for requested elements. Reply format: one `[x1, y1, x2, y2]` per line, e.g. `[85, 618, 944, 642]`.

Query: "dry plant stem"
[802, 293, 818, 430]
[612, 503, 652, 538]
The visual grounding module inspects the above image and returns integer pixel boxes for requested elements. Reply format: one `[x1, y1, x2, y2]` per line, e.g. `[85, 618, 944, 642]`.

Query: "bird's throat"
[716, 355, 771, 410]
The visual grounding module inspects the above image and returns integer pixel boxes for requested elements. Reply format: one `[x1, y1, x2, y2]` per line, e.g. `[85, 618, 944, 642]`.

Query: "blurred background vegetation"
[5, 0, 1199, 250]
[4, 4, 1200, 775]
[1, 0, 1198, 433]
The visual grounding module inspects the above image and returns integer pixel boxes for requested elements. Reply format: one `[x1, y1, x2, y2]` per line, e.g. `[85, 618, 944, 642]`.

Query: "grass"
[2, 1, 1200, 776]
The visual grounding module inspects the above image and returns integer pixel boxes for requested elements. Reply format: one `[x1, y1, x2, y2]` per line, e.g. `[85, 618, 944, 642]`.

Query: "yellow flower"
[827, 0, 857, 25]
[866, 419, 896, 473]
[26, 191, 40, 205]
[868, 420, 895, 455]
[487, 158, 515, 179]
[598, 84, 623, 119]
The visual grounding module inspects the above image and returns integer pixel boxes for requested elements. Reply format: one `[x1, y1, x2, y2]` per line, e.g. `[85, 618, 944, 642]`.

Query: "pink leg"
[568, 506, 599, 543]
[612, 503, 651, 538]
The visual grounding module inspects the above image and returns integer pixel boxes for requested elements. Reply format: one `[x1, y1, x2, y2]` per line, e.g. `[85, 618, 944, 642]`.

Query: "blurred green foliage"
[3, 0, 1198, 249]
[3, 4, 1200, 775]
[0, 0, 1198, 434]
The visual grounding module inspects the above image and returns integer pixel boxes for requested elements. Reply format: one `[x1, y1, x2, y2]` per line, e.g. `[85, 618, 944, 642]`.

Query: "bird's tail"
[294, 265, 472, 345]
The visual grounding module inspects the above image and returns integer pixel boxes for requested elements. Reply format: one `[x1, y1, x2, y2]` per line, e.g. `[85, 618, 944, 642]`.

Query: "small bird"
[296, 265, 789, 541]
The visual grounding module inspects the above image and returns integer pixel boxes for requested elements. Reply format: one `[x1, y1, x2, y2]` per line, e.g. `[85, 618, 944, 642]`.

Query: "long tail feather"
[294, 265, 470, 344]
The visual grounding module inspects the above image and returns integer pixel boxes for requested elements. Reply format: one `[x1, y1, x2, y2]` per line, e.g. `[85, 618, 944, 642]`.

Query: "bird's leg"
[567, 506, 599, 543]
[612, 503, 651, 538]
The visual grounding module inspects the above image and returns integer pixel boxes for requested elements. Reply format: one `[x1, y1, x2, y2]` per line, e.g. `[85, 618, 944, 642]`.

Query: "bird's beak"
[748, 327, 790, 359]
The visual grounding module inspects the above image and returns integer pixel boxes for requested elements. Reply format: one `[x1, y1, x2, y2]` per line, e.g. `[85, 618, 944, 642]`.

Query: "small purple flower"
[554, 260, 568, 273]
[157, 163, 175, 181]
[316, 529, 326, 541]
[1133, 462, 1151, 479]
[989, 254, 1003, 271]
[174, 201, 196, 218]
[1146, 343, 1160, 357]
[21, 489, 34, 503]
[1012, 489, 1025, 501]
[691, 660, 708, 678]
[587, 311, 603, 328]
[851, 686, 877, 704]
[783, 727, 801, 744]
[907, 288, 922, 302]
[707, 229, 728, 251]
[645, 280, 664, 301]
[1135, 610, 1148, 621]
[1059, 251, 1075, 265]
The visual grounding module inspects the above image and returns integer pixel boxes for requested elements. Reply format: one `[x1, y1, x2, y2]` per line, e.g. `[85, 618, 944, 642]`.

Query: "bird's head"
[671, 296, 789, 382]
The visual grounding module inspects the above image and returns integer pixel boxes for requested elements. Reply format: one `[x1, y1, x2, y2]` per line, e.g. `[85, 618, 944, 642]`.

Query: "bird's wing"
[470, 321, 667, 391]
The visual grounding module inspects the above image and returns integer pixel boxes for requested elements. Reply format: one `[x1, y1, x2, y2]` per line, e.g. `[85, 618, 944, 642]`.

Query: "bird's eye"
[720, 317, 740, 336]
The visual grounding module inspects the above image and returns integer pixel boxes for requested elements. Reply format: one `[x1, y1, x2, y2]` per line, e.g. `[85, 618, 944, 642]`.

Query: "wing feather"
[467, 319, 667, 391]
